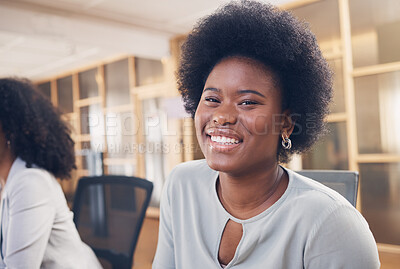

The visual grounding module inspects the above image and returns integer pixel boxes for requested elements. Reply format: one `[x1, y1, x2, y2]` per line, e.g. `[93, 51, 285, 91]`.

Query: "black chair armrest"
[92, 247, 130, 269]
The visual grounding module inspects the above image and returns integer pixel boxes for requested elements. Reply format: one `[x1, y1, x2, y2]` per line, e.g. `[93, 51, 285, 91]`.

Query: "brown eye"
[239, 100, 258, 105]
[205, 97, 220, 103]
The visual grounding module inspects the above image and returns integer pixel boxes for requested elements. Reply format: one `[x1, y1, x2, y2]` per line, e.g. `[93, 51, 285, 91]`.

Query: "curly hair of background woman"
[0, 78, 76, 179]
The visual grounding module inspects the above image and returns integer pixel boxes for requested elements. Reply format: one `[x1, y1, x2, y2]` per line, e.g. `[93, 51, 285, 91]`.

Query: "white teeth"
[210, 136, 240, 144]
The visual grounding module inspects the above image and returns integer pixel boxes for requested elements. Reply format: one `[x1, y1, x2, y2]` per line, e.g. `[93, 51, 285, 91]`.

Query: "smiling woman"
[196, 57, 288, 175]
[153, 1, 380, 269]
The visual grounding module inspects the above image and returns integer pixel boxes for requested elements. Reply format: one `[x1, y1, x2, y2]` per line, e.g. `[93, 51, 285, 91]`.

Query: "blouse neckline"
[211, 165, 294, 224]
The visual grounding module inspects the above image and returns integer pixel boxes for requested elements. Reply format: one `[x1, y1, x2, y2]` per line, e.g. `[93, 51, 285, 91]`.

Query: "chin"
[205, 157, 235, 173]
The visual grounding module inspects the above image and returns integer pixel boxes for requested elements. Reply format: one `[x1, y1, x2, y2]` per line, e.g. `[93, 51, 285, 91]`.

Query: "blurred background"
[0, 0, 399, 268]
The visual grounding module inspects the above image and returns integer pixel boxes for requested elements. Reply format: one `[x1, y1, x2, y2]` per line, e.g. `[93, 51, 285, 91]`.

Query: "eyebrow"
[203, 88, 266, 98]
[238, 89, 266, 98]
[203, 87, 220, 93]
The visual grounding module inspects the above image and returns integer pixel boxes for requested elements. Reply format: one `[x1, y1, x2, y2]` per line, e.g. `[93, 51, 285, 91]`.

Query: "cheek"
[194, 114, 201, 138]
[251, 115, 279, 136]
[251, 113, 283, 136]
[194, 103, 207, 137]
[253, 115, 270, 135]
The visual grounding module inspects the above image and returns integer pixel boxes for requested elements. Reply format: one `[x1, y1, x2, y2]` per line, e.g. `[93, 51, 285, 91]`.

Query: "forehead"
[205, 56, 280, 93]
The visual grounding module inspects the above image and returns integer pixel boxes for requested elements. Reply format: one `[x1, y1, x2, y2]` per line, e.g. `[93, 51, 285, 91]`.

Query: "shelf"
[357, 154, 400, 163]
[353, 61, 400, 77]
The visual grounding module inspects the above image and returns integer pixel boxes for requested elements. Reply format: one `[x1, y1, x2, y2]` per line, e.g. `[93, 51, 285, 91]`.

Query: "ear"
[281, 109, 295, 137]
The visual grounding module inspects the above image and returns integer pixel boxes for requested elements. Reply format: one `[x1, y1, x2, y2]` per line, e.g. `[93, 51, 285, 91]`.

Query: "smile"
[206, 135, 242, 152]
[210, 135, 240, 145]
[204, 128, 243, 151]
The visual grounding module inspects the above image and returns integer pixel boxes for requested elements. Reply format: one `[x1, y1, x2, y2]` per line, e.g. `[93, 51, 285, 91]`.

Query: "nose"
[212, 103, 237, 126]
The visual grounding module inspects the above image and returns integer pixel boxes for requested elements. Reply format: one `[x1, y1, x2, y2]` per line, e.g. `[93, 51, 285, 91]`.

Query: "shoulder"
[163, 159, 217, 197]
[167, 159, 216, 185]
[169, 159, 214, 177]
[282, 168, 364, 230]
[282, 170, 379, 267]
[6, 158, 56, 197]
[285, 168, 352, 209]
[303, 202, 380, 268]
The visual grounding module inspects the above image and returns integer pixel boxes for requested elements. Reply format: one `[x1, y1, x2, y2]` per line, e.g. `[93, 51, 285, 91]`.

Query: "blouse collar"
[3, 157, 27, 193]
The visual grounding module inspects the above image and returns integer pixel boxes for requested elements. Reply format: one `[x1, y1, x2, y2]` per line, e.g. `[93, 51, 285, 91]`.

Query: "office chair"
[72, 175, 153, 269]
[296, 170, 359, 207]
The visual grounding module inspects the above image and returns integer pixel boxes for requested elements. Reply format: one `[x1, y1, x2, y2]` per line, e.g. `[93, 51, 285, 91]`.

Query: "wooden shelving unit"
[35, 55, 185, 207]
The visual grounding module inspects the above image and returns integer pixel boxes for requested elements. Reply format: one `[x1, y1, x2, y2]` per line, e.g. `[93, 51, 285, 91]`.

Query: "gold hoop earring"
[281, 133, 292, 150]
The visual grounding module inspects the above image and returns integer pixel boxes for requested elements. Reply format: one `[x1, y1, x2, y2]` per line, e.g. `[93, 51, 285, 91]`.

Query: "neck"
[217, 164, 288, 220]
[0, 150, 15, 187]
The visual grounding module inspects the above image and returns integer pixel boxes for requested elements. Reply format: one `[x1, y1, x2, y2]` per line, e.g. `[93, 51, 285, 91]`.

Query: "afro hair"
[177, 0, 333, 163]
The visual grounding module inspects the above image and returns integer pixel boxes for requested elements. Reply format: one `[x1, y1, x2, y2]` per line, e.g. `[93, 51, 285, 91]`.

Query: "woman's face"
[195, 57, 290, 176]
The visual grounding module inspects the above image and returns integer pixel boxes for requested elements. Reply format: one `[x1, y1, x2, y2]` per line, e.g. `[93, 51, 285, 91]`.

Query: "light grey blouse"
[153, 159, 380, 269]
[0, 158, 102, 269]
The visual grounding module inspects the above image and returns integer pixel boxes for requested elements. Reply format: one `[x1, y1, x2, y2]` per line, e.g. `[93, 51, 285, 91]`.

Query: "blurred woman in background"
[0, 78, 102, 268]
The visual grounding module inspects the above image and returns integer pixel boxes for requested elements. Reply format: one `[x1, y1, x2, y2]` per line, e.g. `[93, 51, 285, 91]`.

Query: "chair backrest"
[72, 175, 153, 269]
[296, 170, 359, 207]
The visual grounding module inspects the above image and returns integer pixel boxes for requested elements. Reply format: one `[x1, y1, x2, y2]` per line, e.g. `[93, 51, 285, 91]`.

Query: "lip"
[205, 128, 243, 141]
[204, 128, 243, 152]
